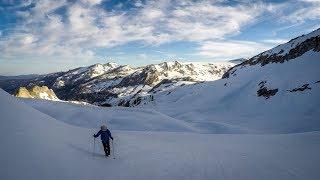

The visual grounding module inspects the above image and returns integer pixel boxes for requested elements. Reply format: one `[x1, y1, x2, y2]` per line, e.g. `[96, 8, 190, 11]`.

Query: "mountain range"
[0, 61, 235, 106]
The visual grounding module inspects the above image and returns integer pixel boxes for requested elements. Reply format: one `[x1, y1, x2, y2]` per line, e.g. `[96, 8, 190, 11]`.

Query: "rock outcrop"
[15, 86, 59, 101]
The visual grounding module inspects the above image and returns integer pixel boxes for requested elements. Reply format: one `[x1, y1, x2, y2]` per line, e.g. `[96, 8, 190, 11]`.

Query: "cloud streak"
[197, 40, 271, 59]
[280, 0, 320, 23]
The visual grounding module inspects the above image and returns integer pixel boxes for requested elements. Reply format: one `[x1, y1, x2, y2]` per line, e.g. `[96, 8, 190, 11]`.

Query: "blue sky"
[0, 0, 319, 75]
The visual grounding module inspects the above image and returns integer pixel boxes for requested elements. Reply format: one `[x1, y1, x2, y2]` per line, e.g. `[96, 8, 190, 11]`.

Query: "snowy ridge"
[261, 28, 320, 56]
[53, 62, 121, 88]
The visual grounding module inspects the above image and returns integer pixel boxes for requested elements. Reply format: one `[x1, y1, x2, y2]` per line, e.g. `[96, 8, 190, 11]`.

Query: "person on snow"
[94, 125, 113, 156]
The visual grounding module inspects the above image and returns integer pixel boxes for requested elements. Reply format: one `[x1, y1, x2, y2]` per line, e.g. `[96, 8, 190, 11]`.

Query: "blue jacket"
[94, 129, 113, 143]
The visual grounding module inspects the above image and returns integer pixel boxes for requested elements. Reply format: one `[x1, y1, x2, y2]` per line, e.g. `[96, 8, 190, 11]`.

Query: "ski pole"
[93, 137, 96, 156]
[112, 139, 115, 159]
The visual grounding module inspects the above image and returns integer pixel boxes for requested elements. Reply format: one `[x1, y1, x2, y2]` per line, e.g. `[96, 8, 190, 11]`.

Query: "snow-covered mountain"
[0, 61, 235, 106]
[135, 28, 320, 133]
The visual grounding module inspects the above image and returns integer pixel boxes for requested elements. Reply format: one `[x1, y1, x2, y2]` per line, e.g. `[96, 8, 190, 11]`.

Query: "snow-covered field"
[1, 89, 320, 180]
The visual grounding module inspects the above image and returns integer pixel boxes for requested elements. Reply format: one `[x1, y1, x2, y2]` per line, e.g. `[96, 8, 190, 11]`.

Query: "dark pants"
[102, 141, 110, 156]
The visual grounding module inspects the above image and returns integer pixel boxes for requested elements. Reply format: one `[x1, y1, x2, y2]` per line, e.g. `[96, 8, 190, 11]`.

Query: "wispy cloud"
[261, 39, 288, 44]
[0, 0, 277, 61]
[197, 40, 271, 59]
[80, 0, 103, 6]
[280, 0, 320, 23]
[0, 0, 318, 67]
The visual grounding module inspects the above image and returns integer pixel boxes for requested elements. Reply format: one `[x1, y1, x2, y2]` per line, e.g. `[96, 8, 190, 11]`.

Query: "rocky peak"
[89, 62, 121, 78]
[104, 62, 118, 68]
[89, 64, 105, 78]
[158, 61, 182, 71]
[110, 65, 135, 75]
[15, 85, 59, 101]
[15, 87, 33, 98]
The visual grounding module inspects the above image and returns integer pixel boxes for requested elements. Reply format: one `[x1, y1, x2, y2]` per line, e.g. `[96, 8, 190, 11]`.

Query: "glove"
[93, 134, 96, 138]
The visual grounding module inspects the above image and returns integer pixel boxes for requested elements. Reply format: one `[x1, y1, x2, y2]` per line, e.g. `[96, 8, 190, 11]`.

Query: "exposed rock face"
[15, 86, 59, 101]
[287, 84, 312, 92]
[16, 87, 33, 98]
[255, 81, 278, 99]
[249, 36, 320, 67]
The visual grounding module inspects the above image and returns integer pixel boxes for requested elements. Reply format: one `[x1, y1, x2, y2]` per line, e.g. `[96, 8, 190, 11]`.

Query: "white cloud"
[80, 0, 103, 5]
[166, 2, 267, 41]
[197, 40, 271, 59]
[302, 0, 320, 2]
[22, 35, 37, 45]
[0, 0, 33, 10]
[0, 0, 280, 63]
[281, 0, 320, 23]
[261, 39, 288, 45]
[68, 4, 99, 34]
[134, 0, 143, 7]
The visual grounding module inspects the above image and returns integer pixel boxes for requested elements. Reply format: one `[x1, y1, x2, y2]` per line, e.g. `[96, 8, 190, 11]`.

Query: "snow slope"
[1, 89, 320, 180]
[137, 29, 320, 134]
[21, 98, 196, 132]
